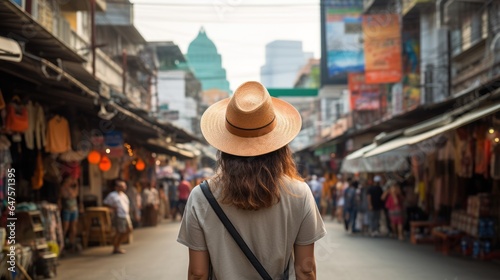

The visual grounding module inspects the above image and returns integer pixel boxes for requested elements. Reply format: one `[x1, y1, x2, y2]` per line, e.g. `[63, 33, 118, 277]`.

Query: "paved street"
[56, 219, 500, 280]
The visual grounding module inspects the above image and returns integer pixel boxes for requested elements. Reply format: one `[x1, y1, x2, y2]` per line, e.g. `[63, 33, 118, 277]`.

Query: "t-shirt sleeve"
[295, 187, 327, 245]
[177, 189, 208, 251]
[103, 193, 114, 207]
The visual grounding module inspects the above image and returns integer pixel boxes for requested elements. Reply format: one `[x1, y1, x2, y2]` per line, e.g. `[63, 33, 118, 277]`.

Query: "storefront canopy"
[364, 102, 500, 158]
[340, 143, 377, 173]
[341, 101, 500, 173]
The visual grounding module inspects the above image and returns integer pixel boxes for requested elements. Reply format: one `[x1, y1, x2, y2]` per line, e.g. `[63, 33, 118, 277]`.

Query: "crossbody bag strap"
[200, 181, 273, 280]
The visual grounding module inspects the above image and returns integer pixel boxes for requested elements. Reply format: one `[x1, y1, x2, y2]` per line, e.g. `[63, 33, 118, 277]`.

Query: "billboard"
[321, 0, 364, 85]
[348, 73, 381, 111]
[362, 14, 403, 84]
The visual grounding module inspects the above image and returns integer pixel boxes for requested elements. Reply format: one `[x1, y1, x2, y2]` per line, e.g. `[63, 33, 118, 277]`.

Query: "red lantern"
[87, 151, 101, 165]
[135, 159, 145, 171]
[99, 156, 112, 172]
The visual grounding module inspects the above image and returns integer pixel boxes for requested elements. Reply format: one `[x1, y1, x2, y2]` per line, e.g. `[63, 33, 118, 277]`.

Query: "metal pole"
[122, 48, 127, 97]
[91, 0, 96, 77]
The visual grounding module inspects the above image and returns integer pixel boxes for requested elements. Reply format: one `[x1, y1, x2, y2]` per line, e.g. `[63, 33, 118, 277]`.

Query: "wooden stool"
[83, 207, 114, 247]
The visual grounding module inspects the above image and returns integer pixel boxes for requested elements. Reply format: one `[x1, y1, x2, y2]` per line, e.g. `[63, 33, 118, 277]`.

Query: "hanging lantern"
[99, 156, 112, 172]
[87, 151, 101, 165]
[135, 159, 146, 171]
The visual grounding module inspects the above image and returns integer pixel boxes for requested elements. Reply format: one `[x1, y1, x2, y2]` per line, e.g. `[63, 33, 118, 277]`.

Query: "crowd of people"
[100, 172, 194, 254]
[306, 173, 421, 241]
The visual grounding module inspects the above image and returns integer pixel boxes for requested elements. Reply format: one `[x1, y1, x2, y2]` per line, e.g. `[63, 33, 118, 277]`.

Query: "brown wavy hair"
[213, 145, 303, 210]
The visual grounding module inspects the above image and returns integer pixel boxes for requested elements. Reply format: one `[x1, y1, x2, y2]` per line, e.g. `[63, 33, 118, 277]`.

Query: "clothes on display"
[5, 96, 29, 133]
[25, 102, 46, 150]
[45, 115, 71, 154]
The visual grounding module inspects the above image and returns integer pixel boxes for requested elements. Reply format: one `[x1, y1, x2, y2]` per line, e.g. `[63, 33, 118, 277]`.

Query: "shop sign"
[323, 0, 365, 85]
[362, 14, 403, 84]
[329, 118, 349, 139]
[348, 73, 381, 111]
[104, 131, 124, 157]
[321, 126, 331, 138]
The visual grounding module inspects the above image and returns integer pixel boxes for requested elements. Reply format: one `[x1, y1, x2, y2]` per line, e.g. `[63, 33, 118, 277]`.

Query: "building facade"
[260, 40, 313, 88]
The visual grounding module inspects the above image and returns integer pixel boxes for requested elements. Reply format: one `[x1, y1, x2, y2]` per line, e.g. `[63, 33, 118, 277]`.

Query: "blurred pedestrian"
[383, 181, 404, 240]
[343, 180, 359, 233]
[367, 175, 384, 236]
[126, 181, 142, 228]
[142, 180, 159, 227]
[329, 174, 338, 220]
[103, 179, 132, 254]
[176, 174, 191, 219]
[335, 175, 347, 222]
[357, 180, 370, 235]
[177, 81, 326, 279]
[308, 174, 322, 210]
[168, 177, 179, 221]
[59, 175, 80, 252]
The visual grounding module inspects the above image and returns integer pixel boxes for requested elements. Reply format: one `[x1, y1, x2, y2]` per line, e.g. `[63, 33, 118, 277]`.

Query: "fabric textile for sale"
[45, 115, 71, 154]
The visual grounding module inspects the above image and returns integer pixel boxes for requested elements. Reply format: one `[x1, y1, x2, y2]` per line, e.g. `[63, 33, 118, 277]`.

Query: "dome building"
[186, 27, 231, 95]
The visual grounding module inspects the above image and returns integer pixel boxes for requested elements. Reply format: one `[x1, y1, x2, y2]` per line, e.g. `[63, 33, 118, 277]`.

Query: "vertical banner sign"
[324, 0, 364, 84]
[362, 14, 403, 84]
[348, 73, 381, 111]
[104, 131, 124, 157]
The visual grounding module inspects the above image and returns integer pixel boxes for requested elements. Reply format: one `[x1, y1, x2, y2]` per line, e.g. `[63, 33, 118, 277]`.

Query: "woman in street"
[383, 181, 405, 240]
[177, 81, 326, 279]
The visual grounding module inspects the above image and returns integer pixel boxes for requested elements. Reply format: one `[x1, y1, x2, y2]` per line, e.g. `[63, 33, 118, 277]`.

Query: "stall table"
[431, 228, 464, 255]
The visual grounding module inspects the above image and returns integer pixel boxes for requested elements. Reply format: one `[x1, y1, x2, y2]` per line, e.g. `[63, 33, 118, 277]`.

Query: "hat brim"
[201, 97, 302, 157]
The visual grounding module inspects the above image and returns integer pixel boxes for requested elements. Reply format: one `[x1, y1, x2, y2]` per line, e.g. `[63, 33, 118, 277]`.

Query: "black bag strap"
[200, 180, 273, 280]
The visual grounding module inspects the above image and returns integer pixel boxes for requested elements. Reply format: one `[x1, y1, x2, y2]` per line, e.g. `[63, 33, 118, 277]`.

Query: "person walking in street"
[103, 179, 132, 254]
[142, 180, 160, 227]
[329, 174, 338, 220]
[308, 174, 322, 211]
[168, 177, 179, 221]
[177, 81, 326, 279]
[343, 180, 359, 233]
[126, 182, 142, 228]
[59, 174, 80, 253]
[335, 175, 346, 222]
[367, 175, 384, 236]
[176, 175, 191, 219]
[357, 180, 370, 235]
[383, 181, 405, 240]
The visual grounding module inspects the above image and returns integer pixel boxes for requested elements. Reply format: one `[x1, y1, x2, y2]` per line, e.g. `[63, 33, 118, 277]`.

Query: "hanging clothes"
[34, 103, 46, 150]
[455, 128, 473, 178]
[45, 115, 71, 154]
[31, 151, 44, 190]
[24, 101, 35, 149]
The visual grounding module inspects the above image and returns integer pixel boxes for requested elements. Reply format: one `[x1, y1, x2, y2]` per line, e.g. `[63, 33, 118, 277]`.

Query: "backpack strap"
[200, 180, 273, 280]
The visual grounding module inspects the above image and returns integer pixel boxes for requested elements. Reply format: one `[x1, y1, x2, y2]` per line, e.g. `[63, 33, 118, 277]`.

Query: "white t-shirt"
[177, 177, 326, 280]
[103, 191, 130, 219]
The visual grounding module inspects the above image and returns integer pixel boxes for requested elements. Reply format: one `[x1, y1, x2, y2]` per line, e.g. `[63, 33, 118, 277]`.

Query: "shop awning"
[145, 138, 196, 159]
[364, 102, 500, 158]
[340, 143, 377, 173]
[0, 1, 85, 63]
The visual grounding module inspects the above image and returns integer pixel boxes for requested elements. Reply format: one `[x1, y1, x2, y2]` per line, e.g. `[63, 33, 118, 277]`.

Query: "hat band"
[225, 116, 276, 138]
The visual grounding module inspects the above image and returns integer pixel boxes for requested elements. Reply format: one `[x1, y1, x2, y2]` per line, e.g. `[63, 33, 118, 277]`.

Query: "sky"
[131, 0, 321, 91]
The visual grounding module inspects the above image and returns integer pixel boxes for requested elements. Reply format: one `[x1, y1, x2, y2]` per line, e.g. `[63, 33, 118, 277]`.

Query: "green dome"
[186, 27, 231, 94]
[187, 27, 217, 54]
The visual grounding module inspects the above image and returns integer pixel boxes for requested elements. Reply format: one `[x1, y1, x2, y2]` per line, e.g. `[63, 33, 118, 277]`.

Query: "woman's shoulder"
[282, 177, 311, 196]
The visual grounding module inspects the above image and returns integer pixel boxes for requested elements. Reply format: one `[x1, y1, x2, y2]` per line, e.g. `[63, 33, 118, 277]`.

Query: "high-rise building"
[186, 27, 231, 94]
[260, 40, 313, 88]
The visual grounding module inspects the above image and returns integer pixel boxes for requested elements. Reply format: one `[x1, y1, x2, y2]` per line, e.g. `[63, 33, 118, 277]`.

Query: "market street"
[56, 219, 500, 280]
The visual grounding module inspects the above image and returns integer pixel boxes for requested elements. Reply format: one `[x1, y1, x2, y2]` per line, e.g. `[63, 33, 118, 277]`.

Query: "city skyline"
[131, 0, 321, 91]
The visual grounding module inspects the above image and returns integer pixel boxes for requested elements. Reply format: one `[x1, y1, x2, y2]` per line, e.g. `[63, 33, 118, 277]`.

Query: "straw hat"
[200, 81, 302, 157]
